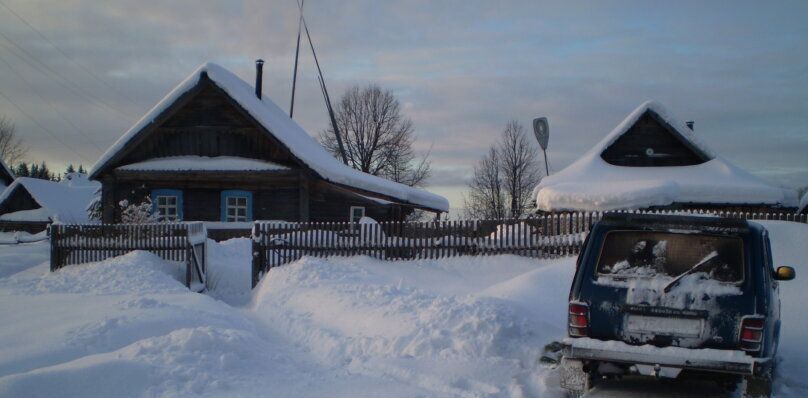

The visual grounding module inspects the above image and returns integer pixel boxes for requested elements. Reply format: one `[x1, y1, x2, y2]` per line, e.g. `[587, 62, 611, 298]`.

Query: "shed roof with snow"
[89, 62, 448, 213]
[534, 101, 798, 212]
[0, 174, 99, 223]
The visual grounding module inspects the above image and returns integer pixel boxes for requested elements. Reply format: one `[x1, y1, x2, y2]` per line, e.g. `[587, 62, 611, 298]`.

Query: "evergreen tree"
[78, 165, 86, 174]
[15, 163, 29, 177]
[65, 164, 75, 175]
[30, 163, 39, 178]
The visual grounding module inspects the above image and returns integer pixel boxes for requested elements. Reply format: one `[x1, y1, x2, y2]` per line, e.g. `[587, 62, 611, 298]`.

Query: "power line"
[0, 29, 137, 121]
[0, 0, 141, 109]
[0, 87, 92, 163]
[0, 52, 104, 152]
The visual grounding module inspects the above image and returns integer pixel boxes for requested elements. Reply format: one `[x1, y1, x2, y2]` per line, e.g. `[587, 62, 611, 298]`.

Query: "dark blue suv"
[560, 213, 795, 398]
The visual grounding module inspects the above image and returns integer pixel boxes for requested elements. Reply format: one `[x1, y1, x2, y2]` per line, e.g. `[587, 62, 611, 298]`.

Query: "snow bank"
[90, 62, 449, 213]
[535, 101, 797, 211]
[251, 255, 573, 396]
[0, 247, 434, 397]
[117, 156, 290, 172]
[0, 176, 100, 223]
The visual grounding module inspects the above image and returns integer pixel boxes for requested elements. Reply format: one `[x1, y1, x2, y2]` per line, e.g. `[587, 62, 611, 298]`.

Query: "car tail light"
[569, 302, 589, 337]
[739, 316, 764, 353]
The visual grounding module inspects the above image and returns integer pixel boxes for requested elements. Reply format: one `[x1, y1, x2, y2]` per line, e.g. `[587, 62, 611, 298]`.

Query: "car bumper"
[562, 338, 769, 376]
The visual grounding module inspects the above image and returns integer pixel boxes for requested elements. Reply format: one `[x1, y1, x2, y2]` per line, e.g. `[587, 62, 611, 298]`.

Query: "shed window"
[151, 189, 183, 221]
[221, 190, 253, 222]
[350, 206, 365, 224]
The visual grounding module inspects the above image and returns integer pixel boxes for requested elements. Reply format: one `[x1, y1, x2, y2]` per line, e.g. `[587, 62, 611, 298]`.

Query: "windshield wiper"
[663, 251, 718, 293]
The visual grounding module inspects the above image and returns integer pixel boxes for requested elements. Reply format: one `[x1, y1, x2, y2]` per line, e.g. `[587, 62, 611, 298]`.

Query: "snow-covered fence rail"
[49, 222, 208, 291]
[251, 210, 807, 287]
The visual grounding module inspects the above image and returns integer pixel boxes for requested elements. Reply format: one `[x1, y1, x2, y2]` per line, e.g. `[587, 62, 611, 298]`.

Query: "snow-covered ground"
[0, 220, 805, 397]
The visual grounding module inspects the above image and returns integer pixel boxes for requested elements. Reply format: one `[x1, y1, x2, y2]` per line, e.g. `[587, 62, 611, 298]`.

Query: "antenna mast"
[289, 0, 304, 118]
[294, 0, 349, 166]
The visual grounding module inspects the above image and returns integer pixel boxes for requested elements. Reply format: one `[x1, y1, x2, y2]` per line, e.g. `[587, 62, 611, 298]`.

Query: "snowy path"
[0, 220, 805, 397]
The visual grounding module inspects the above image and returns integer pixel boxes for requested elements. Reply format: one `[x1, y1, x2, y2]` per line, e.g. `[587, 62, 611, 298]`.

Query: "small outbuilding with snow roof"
[0, 174, 100, 232]
[0, 157, 14, 190]
[534, 101, 798, 213]
[89, 61, 449, 225]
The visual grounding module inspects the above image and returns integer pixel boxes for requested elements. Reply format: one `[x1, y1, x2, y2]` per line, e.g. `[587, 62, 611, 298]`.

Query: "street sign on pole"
[533, 117, 549, 150]
[533, 117, 550, 176]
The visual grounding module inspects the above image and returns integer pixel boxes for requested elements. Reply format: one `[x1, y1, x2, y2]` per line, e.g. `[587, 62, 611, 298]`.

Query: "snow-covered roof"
[535, 101, 798, 211]
[90, 62, 449, 213]
[117, 156, 290, 172]
[0, 176, 100, 223]
[0, 157, 14, 187]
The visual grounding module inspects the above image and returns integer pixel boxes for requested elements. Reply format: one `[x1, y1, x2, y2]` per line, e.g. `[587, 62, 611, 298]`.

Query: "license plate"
[626, 315, 702, 337]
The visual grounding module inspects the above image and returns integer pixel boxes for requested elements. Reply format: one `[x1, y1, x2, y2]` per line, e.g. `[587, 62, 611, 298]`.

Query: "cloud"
[0, 0, 805, 208]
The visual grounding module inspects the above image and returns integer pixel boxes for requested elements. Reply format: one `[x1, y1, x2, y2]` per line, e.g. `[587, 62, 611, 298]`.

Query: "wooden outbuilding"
[89, 62, 448, 225]
[534, 101, 798, 213]
[0, 158, 13, 190]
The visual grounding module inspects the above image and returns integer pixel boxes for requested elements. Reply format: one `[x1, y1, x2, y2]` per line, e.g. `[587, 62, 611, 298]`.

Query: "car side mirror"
[774, 266, 795, 281]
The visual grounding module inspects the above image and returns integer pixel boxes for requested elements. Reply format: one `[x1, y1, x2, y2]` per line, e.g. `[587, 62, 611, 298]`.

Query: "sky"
[0, 0, 805, 211]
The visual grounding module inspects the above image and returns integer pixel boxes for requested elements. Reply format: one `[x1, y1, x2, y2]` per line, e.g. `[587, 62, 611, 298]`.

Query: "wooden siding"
[309, 181, 403, 222]
[115, 80, 298, 168]
[601, 111, 708, 167]
[0, 184, 40, 216]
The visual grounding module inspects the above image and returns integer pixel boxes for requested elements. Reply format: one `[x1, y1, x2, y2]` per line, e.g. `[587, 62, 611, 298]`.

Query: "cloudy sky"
[0, 0, 806, 209]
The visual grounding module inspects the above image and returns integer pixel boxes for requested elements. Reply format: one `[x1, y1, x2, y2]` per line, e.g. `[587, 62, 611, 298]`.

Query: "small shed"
[0, 158, 14, 190]
[0, 174, 100, 232]
[90, 62, 448, 224]
[534, 101, 798, 213]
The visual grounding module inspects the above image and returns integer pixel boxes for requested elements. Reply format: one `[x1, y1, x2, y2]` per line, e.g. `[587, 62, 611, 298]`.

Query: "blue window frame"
[151, 189, 183, 221]
[221, 190, 253, 222]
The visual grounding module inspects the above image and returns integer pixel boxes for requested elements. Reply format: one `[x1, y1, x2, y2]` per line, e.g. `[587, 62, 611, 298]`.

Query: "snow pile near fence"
[251, 255, 576, 396]
[0, 249, 439, 397]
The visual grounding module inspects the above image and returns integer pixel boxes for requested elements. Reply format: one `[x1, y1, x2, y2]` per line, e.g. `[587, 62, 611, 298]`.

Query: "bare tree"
[464, 147, 506, 219]
[464, 120, 543, 219]
[499, 121, 542, 218]
[318, 84, 431, 187]
[0, 116, 27, 166]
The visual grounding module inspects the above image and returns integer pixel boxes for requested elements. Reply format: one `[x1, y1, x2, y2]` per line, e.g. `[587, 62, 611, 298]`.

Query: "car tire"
[742, 375, 772, 398]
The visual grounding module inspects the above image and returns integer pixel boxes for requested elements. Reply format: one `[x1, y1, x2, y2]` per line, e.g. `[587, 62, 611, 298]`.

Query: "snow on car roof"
[0, 176, 100, 223]
[90, 62, 449, 213]
[535, 101, 798, 211]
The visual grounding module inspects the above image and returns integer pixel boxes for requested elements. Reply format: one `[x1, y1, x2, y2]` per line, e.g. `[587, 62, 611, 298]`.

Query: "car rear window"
[596, 231, 744, 282]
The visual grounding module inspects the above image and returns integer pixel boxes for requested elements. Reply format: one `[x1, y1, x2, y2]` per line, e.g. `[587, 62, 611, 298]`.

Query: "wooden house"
[0, 174, 99, 232]
[89, 62, 448, 225]
[534, 101, 798, 213]
[0, 158, 13, 190]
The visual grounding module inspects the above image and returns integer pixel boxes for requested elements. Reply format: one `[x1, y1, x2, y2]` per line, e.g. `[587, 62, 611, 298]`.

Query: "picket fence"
[250, 209, 807, 287]
[49, 222, 208, 291]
